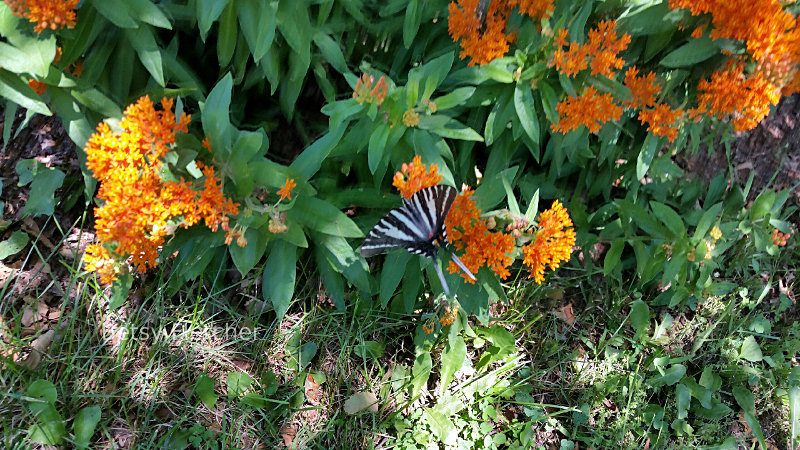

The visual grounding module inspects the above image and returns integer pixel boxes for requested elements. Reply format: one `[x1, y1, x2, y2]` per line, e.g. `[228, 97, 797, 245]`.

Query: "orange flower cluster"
[552, 20, 631, 78]
[5, 0, 78, 32]
[353, 74, 388, 106]
[623, 67, 659, 108]
[84, 96, 239, 284]
[551, 86, 623, 134]
[637, 104, 684, 142]
[692, 65, 781, 132]
[445, 188, 515, 282]
[668, 0, 800, 128]
[392, 155, 443, 199]
[522, 200, 576, 283]
[277, 178, 296, 201]
[772, 228, 791, 246]
[448, 0, 553, 66]
[439, 303, 459, 326]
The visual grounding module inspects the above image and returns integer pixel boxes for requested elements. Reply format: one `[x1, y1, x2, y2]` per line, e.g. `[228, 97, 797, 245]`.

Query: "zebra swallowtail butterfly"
[361, 185, 476, 295]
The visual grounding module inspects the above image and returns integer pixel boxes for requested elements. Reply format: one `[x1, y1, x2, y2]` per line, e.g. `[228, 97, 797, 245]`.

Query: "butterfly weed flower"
[447, 0, 514, 66]
[392, 155, 443, 199]
[552, 86, 623, 134]
[637, 103, 684, 143]
[83, 96, 239, 284]
[772, 229, 791, 246]
[402, 110, 420, 128]
[522, 200, 576, 284]
[6, 0, 78, 32]
[445, 188, 515, 282]
[353, 74, 388, 105]
[552, 20, 630, 78]
[623, 67, 660, 109]
[277, 178, 296, 201]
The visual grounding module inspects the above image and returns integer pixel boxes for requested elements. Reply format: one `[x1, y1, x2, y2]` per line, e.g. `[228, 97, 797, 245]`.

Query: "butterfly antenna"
[433, 262, 451, 296]
[449, 252, 476, 281]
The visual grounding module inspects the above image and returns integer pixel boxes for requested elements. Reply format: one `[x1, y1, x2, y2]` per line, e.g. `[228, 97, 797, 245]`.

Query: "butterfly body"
[361, 185, 475, 295]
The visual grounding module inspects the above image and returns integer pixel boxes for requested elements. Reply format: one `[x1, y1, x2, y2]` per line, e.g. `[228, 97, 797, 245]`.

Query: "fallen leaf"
[17, 329, 54, 370]
[553, 303, 575, 325]
[344, 391, 379, 414]
[304, 373, 322, 404]
[280, 424, 297, 447]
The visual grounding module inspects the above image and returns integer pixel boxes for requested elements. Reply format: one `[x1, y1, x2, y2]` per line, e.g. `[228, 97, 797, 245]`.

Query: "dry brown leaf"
[304, 373, 323, 405]
[553, 303, 575, 325]
[280, 424, 297, 447]
[17, 328, 54, 370]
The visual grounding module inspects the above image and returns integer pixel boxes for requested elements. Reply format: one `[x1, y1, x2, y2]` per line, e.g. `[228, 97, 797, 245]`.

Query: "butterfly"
[361, 185, 476, 295]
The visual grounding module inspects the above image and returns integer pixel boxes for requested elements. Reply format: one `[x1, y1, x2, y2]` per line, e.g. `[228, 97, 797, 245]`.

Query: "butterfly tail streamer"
[450, 252, 476, 281]
[433, 262, 451, 296]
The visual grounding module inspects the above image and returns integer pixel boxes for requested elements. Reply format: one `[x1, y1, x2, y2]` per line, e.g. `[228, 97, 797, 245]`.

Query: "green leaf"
[410, 351, 432, 397]
[299, 342, 318, 369]
[109, 272, 133, 309]
[0, 35, 56, 77]
[26, 380, 65, 445]
[313, 32, 348, 75]
[202, 73, 234, 152]
[0, 70, 51, 116]
[440, 335, 466, 393]
[650, 364, 686, 387]
[237, 0, 276, 61]
[603, 239, 624, 276]
[630, 299, 650, 335]
[694, 203, 722, 240]
[732, 385, 755, 414]
[28, 379, 57, 404]
[501, 173, 521, 216]
[216, 1, 237, 67]
[127, 0, 171, 28]
[290, 196, 364, 238]
[315, 246, 344, 310]
[538, 81, 558, 123]
[739, 336, 763, 362]
[419, 115, 483, 141]
[73, 406, 101, 449]
[379, 251, 411, 307]
[433, 87, 476, 111]
[649, 201, 685, 237]
[660, 37, 719, 68]
[196, 0, 229, 40]
[676, 383, 690, 420]
[125, 27, 165, 86]
[262, 240, 297, 319]
[403, 0, 421, 49]
[615, 199, 668, 239]
[91, 0, 138, 28]
[229, 226, 270, 276]
[344, 392, 379, 414]
[636, 133, 659, 180]
[194, 374, 219, 409]
[749, 190, 775, 221]
[368, 124, 390, 174]
[226, 372, 252, 399]
[424, 408, 458, 446]
[22, 167, 65, 217]
[0, 230, 29, 260]
[354, 341, 385, 360]
[72, 88, 123, 118]
[514, 83, 539, 144]
[789, 387, 800, 449]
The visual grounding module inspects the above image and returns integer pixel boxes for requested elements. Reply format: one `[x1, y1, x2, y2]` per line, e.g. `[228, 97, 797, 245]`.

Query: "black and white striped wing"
[360, 185, 457, 259]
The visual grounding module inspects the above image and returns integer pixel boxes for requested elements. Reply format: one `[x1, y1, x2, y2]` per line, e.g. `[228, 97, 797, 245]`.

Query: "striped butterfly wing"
[361, 185, 457, 259]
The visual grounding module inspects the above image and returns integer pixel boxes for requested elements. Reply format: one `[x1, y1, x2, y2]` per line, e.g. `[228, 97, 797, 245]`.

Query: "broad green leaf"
[344, 392, 379, 414]
[420, 52, 455, 102]
[615, 199, 668, 239]
[636, 133, 659, 180]
[514, 83, 539, 144]
[72, 88, 123, 118]
[299, 342, 317, 369]
[650, 364, 686, 387]
[291, 196, 363, 238]
[368, 124, 390, 174]
[538, 81, 558, 123]
[483, 59, 514, 83]
[433, 87, 476, 111]
[789, 387, 800, 449]
[125, 27, 165, 86]
[26, 380, 65, 445]
[630, 299, 650, 335]
[202, 73, 234, 152]
[229, 226, 270, 276]
[354, 341, 385, 360]
[277, 0, 311, 77]
[216, 2, 237, 67]
[241, 393, 269, 408]
[440, 335, 466, 394]
[0, 230, 29, 260]
[675, 383, 690, 420]
[237, 0, 276, 61]
[194, 374, 219, 409]
[501, 173, 521, 216]
[28, 379, 57, 404]
[603, 239, 624, 276]
[660, 37, 718, 68]
[0, 70, 51, 116]
[650, 201, 685, 237]
[109, 272, 133, 309]
[315, 246, 345, 310]
[743, 411, 767, 450]
[0, 35, 55, 77]
[379, 251, 411, 307]
[749, 190, 775, 221]
[91, 0, 138, 28]
[291, 127, 347, 179]
[313, 32, 348, 74]
[226, 372, 252, 399]
[732, 385, 755, 413]
[262, 240, 297, 319]
[73, 406, 101, 449]
[197, 0, 229, 40]
[424, 408, 458, 446]
[410, 351, 432, 397]
[694, 203, 722, 240]
[127, 0, 171, 28]
[739, 336, 763, 362]
[22, 167, 65, 217]
[403, 0, 421, 49]
[418, 116, 483, 141]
